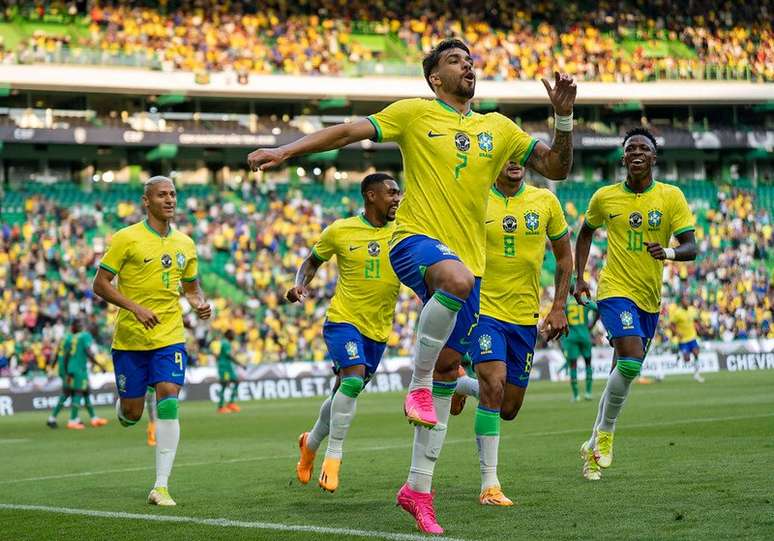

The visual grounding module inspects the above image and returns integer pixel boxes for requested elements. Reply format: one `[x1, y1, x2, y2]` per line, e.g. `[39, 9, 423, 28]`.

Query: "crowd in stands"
[2, 178, 773, 383]
[0, 0, 770, 81]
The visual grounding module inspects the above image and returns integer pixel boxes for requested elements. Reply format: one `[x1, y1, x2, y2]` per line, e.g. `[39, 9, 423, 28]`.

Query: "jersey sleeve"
[584, 189, 605, 229]
[547, 193, 569, 240]
[182, 242, 198, 282]
[670, 189, 695, 237]
[99, 231, 128, 275]
[312, 222, 337, 262]
[367, 99, 419, 143]
[501, 116, 539, 166]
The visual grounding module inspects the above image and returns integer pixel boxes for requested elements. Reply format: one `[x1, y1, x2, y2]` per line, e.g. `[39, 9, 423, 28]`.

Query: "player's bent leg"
[475, 361, 512, 506]
[320, 365, 366, 492]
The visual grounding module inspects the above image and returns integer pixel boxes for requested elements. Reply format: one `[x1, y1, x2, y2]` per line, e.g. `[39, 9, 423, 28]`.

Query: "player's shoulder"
[389, 97, 433, 112]
[109, 221, 143, 243]
[590, 182, 621, 203]
[525, 184, 560, 204]
[171, 227, 196, 247]
[655, 181, 688, 201]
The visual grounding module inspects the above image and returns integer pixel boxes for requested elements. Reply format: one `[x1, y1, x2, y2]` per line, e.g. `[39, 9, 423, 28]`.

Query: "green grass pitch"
[1, 371, 773, 540]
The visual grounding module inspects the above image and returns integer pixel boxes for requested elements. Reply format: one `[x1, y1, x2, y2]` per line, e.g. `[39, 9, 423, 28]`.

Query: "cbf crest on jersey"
[524, 211, 540, 234]
[477, 131, 493, 152]
[455, 132, 470, 152]
[479, 333, 493, 355]
[629, 212, 643, 229]
[367, 241, 380, 257]
[176, 251, 186, 270]
[161, 254, 173, 269]
[502, 215, 517, 233]
[648, 209, 662, 229]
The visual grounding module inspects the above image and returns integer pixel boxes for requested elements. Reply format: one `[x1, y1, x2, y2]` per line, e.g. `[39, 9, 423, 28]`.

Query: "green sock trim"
[474, 406, 501, 436]
[616, 359, 642, 380]
[339, 376, 364, 398]
[157, 397, 179, 420]
[432, 380, 457, 397]
[433, 290, 463, 312]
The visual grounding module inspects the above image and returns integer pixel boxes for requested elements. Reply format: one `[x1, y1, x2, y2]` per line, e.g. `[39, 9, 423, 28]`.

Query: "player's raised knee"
[615, 358, 643, 380]
[500, 406, 521, 421]
[339, 376, 365, 398]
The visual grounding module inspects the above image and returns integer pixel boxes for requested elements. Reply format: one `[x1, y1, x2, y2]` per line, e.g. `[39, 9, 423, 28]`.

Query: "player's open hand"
[248, 147, 287, 172]
[541, 72, 577, 116]
[286, 285, 309, 303]
[573, 278, 592, 305]
[645, 242, 667, 260]
[540, 307, 569, 341]
[195, 302, 212, 320]
[132, 305, 160, 330]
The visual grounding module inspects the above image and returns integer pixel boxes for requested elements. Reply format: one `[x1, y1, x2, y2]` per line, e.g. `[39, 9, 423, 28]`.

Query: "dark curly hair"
[623, 127, 657, 151]
[422, 38, 471, 92]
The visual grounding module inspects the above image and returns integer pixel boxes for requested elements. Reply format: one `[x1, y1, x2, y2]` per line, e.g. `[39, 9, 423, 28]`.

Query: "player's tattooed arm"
[526, 72, 576, 180]
[286, 254, 324, 303]
[645, 230, 697, 262]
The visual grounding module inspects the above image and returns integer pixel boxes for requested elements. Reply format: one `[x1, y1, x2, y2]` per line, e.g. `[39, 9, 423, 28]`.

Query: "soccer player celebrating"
[59, 319, 109, 429]
[574, 128, 697, 481]
[290, 173, 401, 493]
[449, 161, 572, 505]
[249, 39, 575, 533]
[216, 330, 244, 413]
[670, 295, 704, 383]
[93, 176, 211, 506]
[563, 288, 598, 401]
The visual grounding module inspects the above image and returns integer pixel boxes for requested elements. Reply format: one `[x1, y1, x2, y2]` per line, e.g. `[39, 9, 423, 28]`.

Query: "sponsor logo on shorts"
[454, 132, 471, 152]
[479, 334, 493, 355]
[435, 243, 454, 256]
[345, 341, 359, 359]
[620, 310, 634, 330]
[117, 374, 127, 394]
[502, 215, 517, 233]
[161, 254, 173, 269]
[629, 212, 643, 229]
[367, 241, 380, 256]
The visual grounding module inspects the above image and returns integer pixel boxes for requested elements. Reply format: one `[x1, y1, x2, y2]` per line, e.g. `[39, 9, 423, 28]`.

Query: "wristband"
[554, 113, 573, 132]
[664, 247, 676, 260]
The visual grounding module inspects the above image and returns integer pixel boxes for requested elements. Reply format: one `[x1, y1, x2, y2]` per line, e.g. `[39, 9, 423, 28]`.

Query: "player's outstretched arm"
[525, 72, 576, 180]
[541, 233, 573, 340]
[92, 267, 160, 329]
[248, 119, 376, 172]
[182, 280, 212, 320]
[286, 254, 324, 303]
[644, 230, 697, 262]
[574, 222, 595, 304]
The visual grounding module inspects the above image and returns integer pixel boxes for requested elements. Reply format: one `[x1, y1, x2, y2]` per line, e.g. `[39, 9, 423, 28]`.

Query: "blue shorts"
[112, 343, 188, 398]
[323, 321, 387, 380]
[679, 339, 699, 353]
[469, 315, 537, 388]
[389, 234, 481, 354]
[598, 297, 660, 354]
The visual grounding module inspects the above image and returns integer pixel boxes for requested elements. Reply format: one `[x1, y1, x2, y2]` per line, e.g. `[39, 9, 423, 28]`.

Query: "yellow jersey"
[312, 215, 400, 343]
[584, 181, 695, 313]
[481, 185, 569, 325]
[368, 98, 537, 276]
[670, 305, 698, 342]
[99, 220, 198, 350]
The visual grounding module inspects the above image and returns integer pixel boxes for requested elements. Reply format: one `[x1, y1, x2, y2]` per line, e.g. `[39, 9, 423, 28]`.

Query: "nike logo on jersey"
[608, 213, 622, 219]
[349, 245, 361, 251]
[485, 220, 495, 224]
[143, 257, 153, 264]
[427, 131, 446, 138]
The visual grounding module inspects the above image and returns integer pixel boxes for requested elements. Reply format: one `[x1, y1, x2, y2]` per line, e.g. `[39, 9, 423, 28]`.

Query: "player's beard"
[454, 78, 475, 99]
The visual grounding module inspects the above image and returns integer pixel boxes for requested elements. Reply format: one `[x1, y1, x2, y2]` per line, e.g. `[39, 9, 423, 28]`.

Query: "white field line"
[0, 503, 468, 541]
[2, 411, 772, 485]
[0, 439, 30, 444]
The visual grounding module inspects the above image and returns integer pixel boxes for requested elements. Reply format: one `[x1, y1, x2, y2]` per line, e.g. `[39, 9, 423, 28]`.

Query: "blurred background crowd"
[0, 0, 770, 81]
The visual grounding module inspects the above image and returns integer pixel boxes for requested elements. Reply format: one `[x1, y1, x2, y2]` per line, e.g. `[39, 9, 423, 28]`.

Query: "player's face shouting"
[375, 179, 402, 222]
[438, 48, 476, 99]
[623, 135, 656, 179]
[143, 180, 177, 221]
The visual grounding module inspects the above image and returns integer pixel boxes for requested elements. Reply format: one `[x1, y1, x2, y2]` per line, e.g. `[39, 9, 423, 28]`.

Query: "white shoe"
[148, 487, 176, 506]
[693, 373, 705, 383]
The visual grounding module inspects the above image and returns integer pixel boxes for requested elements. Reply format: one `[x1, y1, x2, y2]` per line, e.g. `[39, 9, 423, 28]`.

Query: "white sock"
[456, 375, 480, 399]
[588, 386, 607, 448]
[307, 395, 332, 451]
[477, 435, 500, 490]
[693, 355, 701, 376]
[407, 386, 453, 492]
[409, 295, 459, 392]
[154, 419, 180, 488]
[598, 368, 633, 433]
[325, 391, 357, 460]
